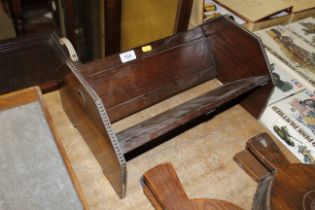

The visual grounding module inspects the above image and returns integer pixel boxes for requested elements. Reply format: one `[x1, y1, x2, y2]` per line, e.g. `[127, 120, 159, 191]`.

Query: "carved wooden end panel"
[202, 17, 273, 117]
[59, 61, 127, 198]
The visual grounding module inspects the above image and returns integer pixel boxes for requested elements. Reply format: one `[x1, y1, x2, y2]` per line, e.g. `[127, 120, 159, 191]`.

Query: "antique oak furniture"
[59, 16, 274, 198]
[0, 86, 88, 209]
[142, 163, 243, 210]
[235, 133, 315, 210]
[0, 32, 69, 95]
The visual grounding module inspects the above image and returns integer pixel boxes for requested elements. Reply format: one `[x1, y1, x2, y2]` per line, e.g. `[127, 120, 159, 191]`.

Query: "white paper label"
[119, 50, 136, 63]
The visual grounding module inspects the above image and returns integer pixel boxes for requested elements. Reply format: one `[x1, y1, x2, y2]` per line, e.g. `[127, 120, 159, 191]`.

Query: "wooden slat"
[174, 0, 193, 33]
[143, 185, 163, 210]
[117, 76, 268, 154]
[91, 38, 214, 106]
[62, 0, 77, 49]
[107, 67, 216, 122]
[104, 0, 121, 55]
[234, 150, 270, 182]
[143, 163, 190, 209]
[84, 37, 216, 122]
[0, 86, 38, 110]
[80, 26, 205, 76]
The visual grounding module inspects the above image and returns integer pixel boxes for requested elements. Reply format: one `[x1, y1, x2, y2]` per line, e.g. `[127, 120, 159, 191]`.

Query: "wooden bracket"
[235, 133, 315, 210]
[142, 163, 243, 210]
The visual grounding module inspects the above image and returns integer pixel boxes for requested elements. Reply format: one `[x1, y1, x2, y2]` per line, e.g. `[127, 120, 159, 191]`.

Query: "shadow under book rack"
[59, 16, 273, 198]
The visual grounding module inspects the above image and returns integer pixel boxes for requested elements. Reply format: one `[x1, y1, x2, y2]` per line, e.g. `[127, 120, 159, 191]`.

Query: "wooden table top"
[44, 80, 274, 210]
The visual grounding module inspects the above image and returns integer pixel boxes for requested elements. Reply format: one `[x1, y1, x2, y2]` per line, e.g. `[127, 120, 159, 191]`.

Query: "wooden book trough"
[59, 17, 273, 198]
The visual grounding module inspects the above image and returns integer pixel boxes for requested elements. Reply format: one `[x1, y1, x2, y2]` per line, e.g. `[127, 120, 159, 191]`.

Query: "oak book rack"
[58, 16, 274, 198]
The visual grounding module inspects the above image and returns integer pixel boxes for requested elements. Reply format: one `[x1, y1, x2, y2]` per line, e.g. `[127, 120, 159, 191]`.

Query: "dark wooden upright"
[59, 16, 273, 198]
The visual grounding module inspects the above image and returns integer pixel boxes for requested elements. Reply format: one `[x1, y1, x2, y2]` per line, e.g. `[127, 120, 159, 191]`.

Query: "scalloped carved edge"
[65, 59, 127, 197]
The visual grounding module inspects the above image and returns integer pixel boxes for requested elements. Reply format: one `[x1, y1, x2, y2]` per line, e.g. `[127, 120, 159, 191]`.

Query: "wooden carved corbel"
[142, 163, 243, 210]
[235, 133, 315, 210]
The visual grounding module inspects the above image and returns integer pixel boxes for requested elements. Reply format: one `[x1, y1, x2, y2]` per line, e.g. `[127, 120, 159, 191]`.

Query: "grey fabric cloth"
[0, 102, 83, 210]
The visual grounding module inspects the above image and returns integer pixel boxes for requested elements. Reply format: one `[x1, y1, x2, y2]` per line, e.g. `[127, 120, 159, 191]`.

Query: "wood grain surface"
[202, 17, 272, 118]
[60, 69, 127, 198]
[173, 0, 194, 33]
[0, 33, 67, 95]
[104, 0, 121, 55]
[190, 199, 243, 210]
[247, 133, 315, 210]
[79, 17, 272, 129]
[234, 149, 270, 182]
[44, 79, 271, 209]
[117, 76, 268, 154]
[81, 34, 216, 123]
[143, 162, 243, 210]
[144, 163, 190, 209]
